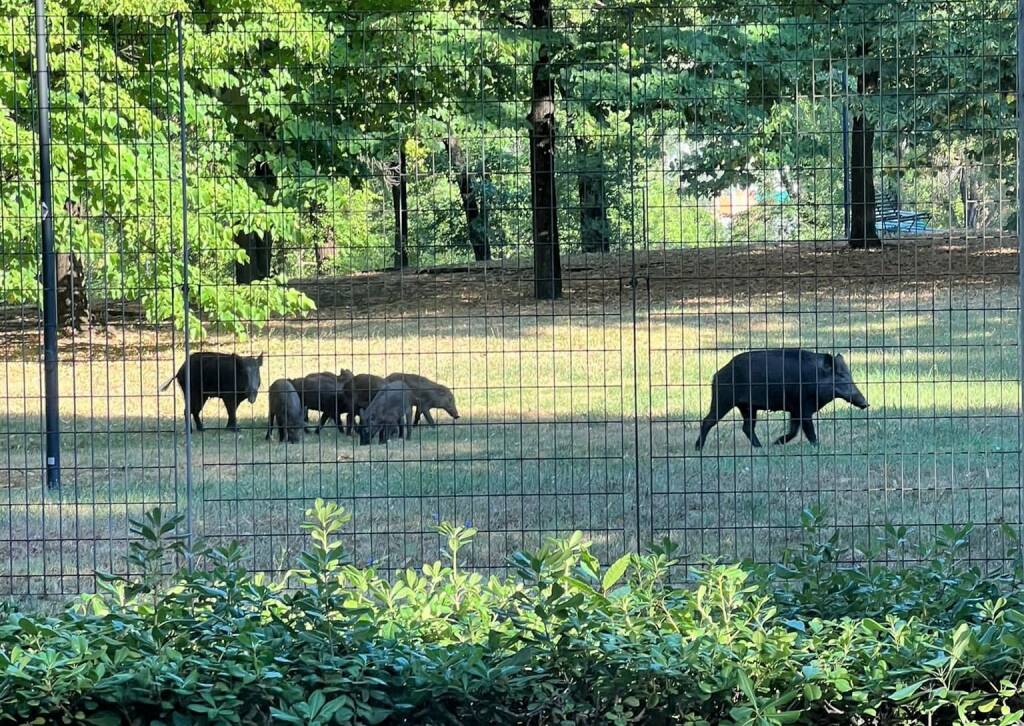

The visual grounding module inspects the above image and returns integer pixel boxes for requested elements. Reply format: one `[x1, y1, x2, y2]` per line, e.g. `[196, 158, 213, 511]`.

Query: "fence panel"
[0, 3, 1020, 601]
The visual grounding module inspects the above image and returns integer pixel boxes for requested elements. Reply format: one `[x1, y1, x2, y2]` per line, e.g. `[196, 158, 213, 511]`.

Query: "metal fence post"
[841, 72, 851, 239]
[1017, 0, 1024, 521]
[624, 7, 645, 556]
[33, 0, 60, 491]
[176, 12, 194, 556]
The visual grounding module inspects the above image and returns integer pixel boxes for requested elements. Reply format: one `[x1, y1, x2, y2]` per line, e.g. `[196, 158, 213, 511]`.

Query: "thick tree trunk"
[528, 0, 562, 299]
[234, 230, 272, 283]
[446, 137, 491, 262]
[235, 160, 277, 282]
[848, 72, 881, 249]
[55, 252, 89, 331]
[390, 144, 410, 269]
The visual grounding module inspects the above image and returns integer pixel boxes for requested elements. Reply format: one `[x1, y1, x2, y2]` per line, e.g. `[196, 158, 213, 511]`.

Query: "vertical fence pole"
[1017, 0, 1024, 512]
[33, 0, 60, 491]
[175, 12, 194, 555]
[841, 73, 851, 238]
[624, 7, 644, 555]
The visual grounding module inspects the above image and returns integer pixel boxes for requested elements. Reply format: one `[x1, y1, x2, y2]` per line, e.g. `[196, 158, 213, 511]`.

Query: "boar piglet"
[265, 378, 309, 444]
[291, 369, 354, 433]
[695, 348, 868, 450]
[160, 351, 263, 432]
[347, 373, 384, 435]
[359, 381, 414, 445]
[383, 373, 460, 426]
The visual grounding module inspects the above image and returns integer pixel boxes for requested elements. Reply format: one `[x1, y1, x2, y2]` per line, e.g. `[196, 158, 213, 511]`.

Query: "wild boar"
[265, 378, 308, 444]
[695, 349, 869, 449]
[383, 373, 460, 426]
[359, 380, 414, 445]
[160, 351, 263, 431]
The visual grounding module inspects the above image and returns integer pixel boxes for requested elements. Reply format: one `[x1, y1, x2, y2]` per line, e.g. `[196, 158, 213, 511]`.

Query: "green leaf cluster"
[2, 501, 1024, 724]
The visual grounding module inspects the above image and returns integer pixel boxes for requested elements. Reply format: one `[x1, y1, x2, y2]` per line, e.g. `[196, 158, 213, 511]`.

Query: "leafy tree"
[786, 0, 1015, 247]
[2, 0, 320, 337]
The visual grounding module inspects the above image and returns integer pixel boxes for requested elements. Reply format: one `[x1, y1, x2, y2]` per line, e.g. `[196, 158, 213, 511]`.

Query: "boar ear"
[256, 353, 264, 366]
[821, 352, 834, 369]
[835, 353, 846, 364]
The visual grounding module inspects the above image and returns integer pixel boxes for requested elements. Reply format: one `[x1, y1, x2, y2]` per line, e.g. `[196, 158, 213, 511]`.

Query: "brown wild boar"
[291, 369, 354, 433]
[347, 373, 384, 435]
[383, 373, 460, 426]
[265, 378, 308, 444]
[359, 380, 414, 445]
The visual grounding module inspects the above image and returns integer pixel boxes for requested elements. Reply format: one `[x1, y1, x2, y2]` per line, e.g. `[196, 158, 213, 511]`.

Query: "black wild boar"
[160, 351, 263, 432]
[694, 349, 869, 450]
[291, 369, 354, 433]
[383, 373, 460, 426]
[347, 373, 384, 435]
[265, 378, 308, 443]
[359, 380, 414, 445]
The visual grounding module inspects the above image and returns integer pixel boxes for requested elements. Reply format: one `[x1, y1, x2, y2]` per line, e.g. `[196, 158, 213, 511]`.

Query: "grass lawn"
[0, 237, 1020, 599]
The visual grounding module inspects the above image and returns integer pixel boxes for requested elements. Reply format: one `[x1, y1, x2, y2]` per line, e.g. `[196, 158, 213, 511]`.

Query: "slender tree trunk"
[960, 163, 979, 229]
[308, 201, 337, 275]
[576, 137, 610, 254]
[55, 252, 89, 331]
[528, 0, 562, 299]
[390, 143, 410, 269]
[848, 71, 881, 249]
[446, 137, 490, 261]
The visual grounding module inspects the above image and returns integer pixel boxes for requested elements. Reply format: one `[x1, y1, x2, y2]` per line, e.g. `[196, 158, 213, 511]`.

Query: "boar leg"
[774, 416, 801, 446]
[189, 395, 206, 432]
[738, 404, 762, 448]
[224, 398, 240, 431]
[265, 412, 275, 440]
[695, 390, 730, 450]
[799, 417, 819, 446]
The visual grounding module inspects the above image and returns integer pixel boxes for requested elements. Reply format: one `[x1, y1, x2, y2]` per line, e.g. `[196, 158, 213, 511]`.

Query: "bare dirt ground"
[291, 233, 1019, 318]
[0, 234, 1016, 356]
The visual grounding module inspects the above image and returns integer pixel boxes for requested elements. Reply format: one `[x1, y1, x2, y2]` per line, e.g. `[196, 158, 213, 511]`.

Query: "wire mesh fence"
[0, 2, 1020, 601]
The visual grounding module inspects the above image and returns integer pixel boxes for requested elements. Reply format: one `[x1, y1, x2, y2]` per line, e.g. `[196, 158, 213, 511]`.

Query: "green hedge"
[2, 502, 1024, 725]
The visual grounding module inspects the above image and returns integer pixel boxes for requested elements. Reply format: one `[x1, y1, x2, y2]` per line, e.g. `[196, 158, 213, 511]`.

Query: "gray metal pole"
[176, 13, 194, 554]
[1017, 0, 1024, 505]
[34, 0, 60, 491]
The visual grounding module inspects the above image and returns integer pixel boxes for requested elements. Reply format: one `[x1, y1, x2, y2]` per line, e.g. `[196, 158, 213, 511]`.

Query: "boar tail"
[159, 375, 176, 393]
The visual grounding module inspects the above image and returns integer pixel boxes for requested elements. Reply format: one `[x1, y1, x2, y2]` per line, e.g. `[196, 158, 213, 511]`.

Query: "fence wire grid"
[1, 1, 1021, 600]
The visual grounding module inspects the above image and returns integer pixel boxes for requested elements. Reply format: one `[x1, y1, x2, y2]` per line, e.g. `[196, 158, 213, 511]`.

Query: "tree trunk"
[235, 160, 277, 282]
[528, 0, 562, 299]
[234, 230, 273, 283]
[848, 72, 881, 249]
[446, 137, 491, 261]
[576, 138, 610, 254]
[308, 201, 337, 275]
[390, 143, 410, 269]
[960, 163, 979, 229]
[55, 252, 89, 331]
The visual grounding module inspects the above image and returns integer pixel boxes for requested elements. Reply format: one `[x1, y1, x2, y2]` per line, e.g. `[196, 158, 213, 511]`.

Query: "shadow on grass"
[0, 397, 1019, 603]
